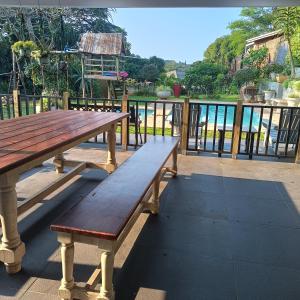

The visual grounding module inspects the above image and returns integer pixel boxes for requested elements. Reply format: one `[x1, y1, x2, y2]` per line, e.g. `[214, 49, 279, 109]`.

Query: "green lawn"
[128, 94, 239, 103]
[120, 125, 261, 141]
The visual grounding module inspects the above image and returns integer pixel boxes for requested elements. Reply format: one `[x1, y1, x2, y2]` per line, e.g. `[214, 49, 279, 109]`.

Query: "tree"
[0, 8, 128, 94]
[228, 8, 274, 37]
[184, 61, 227, 95]
[149, 56, 165, 74]
[139, 64, 160, 82]
[204, 8, 274, 67]
[273, 7, 300, 77]
[242, 47, 268, 69]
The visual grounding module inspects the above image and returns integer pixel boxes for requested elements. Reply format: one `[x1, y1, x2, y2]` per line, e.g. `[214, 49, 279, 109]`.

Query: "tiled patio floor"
[1, 143, 300, 299]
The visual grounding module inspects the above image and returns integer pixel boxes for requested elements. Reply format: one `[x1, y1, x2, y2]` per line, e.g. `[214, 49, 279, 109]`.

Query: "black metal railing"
[68, 97, 182, 147]
[0, 94, 14, 119]
[239, 104, 300, 158]
[0, 94, 62, 120]
[2, 93, 300, 160]
[187, 102, 237, 154]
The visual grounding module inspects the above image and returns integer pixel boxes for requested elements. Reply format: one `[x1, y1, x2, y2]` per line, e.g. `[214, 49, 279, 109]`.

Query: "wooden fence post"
[63, 92, 70, 110]
[232, 100, 243, 159]
[13, 89, 21, 118]
[296, 139, 300, 164]
[121, 94, 128, 151]
[181, 97, 190, 155]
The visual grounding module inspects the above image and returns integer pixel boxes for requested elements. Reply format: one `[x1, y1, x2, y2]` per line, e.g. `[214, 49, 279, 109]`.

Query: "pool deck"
[0, 143, 300, 299]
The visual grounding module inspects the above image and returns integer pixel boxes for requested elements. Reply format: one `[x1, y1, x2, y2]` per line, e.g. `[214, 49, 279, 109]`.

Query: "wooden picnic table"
[0, 110, 128, 274]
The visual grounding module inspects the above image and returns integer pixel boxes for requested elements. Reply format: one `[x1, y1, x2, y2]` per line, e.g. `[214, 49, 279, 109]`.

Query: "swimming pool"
[137, 105, 260, 129]
[199, 106, 260, 128]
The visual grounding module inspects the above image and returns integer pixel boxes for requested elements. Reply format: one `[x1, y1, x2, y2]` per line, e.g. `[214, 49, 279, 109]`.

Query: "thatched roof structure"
[79, 33, 125, 56]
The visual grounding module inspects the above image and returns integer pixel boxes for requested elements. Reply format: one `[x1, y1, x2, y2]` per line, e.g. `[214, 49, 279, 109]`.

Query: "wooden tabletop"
[0, 110, 128, 174]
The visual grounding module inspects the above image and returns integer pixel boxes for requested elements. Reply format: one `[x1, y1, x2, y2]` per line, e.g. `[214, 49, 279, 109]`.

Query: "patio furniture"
[51, 136, 179, 300]
[218, 126, 257, 159]
[171, 103, 207, 143]
[240, 85, 258, 102]
[263, 108, 300, 153]
[0, 110, 128, 274]
[129, 105, 143, 146]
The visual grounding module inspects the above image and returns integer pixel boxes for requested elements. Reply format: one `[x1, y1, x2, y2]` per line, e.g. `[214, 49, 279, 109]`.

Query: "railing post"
[13, 89, 21, 118]
[181, 97, 190, 155]
[63, 92, 70, 110]
[296, 139, 300, 164]
[121, 94, 128, 151]
[232, 100, 243, 159]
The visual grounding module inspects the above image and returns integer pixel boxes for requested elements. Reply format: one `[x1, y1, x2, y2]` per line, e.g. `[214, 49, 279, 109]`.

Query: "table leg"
[249, 133, 255, 160]
[106, 124, 117, 173]
[218, 130, 224, 157]
[54, 153, 65, 174]
[0, 173, 25, 274]
[245, 132, 250, 153]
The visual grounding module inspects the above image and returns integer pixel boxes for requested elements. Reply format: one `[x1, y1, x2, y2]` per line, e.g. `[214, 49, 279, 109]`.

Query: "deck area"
[1, 144, 300, 299]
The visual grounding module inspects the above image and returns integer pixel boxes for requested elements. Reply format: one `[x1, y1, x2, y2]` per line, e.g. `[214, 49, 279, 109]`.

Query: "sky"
[113, 8, 242, 64]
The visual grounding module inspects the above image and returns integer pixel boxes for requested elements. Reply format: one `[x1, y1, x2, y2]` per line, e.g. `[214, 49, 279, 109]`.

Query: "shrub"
[156, 85, 172, 92]
[232, 68, 260, 88]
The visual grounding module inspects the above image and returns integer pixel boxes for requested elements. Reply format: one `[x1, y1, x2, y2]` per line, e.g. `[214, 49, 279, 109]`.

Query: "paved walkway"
[1, 144, 300, 299]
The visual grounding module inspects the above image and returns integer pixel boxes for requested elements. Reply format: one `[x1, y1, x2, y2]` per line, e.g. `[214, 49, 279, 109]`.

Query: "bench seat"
[51, 136, 179, 240]
[50, 136, 179, 300]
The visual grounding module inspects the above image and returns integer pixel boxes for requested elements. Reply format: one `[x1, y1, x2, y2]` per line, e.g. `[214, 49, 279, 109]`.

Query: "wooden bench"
[51, 136, 179, 300]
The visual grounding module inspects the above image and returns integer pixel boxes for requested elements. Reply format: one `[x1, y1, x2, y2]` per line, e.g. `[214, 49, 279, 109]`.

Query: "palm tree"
[273, 7, 300, 78]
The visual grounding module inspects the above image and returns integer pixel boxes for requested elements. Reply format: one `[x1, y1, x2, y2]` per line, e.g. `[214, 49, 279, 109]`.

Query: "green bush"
[262, 63, 285, 78]
[233, 68, 260, 88]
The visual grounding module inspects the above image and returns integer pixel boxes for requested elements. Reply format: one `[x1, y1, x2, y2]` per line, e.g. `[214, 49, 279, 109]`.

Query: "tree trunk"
[287, 37, 295, 78]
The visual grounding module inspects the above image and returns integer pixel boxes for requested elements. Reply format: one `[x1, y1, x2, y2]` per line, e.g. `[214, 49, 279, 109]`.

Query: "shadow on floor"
[1, 168, 300, 299]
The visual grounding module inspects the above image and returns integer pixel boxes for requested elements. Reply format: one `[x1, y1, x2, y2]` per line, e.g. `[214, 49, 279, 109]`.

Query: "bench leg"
[0, 173, 25, 274]
[172, 146, 178, 177]
[149, 175, 160, 215]
[58, 234, 75, 300]
[106, 124, 117, 173]
[54, 153, 65, 174]
[98, 250, 115, 300]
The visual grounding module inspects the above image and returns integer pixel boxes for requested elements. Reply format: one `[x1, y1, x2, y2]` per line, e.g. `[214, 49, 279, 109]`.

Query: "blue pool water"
[137, 105, 260, 128]
[199, 106, 260, 128]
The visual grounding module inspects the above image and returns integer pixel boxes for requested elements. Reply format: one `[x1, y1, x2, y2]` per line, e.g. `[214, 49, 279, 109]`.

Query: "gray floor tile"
[235, 261, 300, 300]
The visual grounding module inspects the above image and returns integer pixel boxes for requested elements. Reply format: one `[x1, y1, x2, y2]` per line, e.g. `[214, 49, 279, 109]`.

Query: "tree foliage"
[0, 8, 128, 94]
[204, 8, 274, 67]
[242, 47, 268, 68]
[184, 61, 228, 95]
[273, 7, 300, 77]
[125, 55, 165, 82]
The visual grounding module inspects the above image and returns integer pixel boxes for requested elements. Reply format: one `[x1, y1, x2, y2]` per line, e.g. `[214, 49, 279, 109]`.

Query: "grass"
[128, 94, 239, 103]
[118, 125, 263, 141]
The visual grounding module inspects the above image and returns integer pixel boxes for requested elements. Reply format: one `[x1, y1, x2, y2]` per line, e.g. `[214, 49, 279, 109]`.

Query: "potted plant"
[173, 83, 182, 98]
[125, 78, 137, 95]
[286, 93, 300, 107]
[285, 80, 300, 106]
[12, 40, 38, 58]
[156, 85, 172, 99]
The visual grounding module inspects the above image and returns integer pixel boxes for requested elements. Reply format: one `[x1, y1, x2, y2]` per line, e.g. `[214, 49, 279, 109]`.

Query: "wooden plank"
[17, 162, 86, 216]
[181, 98, 189, 155]
[0, 111, 99, 148]
[0, 112, 115, 157]
[0, 111, 67, 132]
[51, 136, 179, 240]
[0, 111, 128, 174]
[232, 100, 243, 159]
[296, 138, 300, 163]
